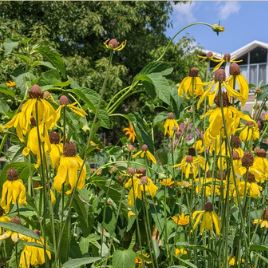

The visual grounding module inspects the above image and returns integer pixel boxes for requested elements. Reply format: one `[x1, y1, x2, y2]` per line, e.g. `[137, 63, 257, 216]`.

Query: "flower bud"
[229, 63, 240, 76]
[242, 152, 254, 168]
[7, 168, 18, 181]
[29, 84, 43, 99]
[59, 95, 69, 105]
[204, 202, 213, 212]
[63, 142, 77, 157]
[49, 131, 60, 144]
[189, 67, 199, 77]
[34, 229, 41, 236]
[214, 69, 226, 82]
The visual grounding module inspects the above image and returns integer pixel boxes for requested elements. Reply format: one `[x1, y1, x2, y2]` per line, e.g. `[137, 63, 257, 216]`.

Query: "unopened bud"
[43, 91, 51, 99]
[127, 144, 135, 151]
[11, 216, 21, 225]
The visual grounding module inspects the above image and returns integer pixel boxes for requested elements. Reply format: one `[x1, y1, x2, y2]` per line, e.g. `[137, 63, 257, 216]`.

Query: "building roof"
[203, 40, 268, 59]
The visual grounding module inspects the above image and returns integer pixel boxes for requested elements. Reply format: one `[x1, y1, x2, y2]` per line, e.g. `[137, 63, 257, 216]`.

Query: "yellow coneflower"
[178, 67, 203, 98]
[48, 131, 63, 169]
[175, 248, 188, 257]
[56, 95, 87, 119]
[132, 144, 157, 164]
[53, 142, 86, 195]
[252, 148, 268, 181]
[1, 168, 26, 212]
[174, 148, 206, 179]
[228, 256, 245, 266]
[211, 53, 242, 73]
[5, 85, 58, 142]
[197, 69, 243, 108]
[202, 93, 251, 148]
[0, 206, 10, 235]
[6, 81, 16, 87]
[192, 202, 220, 236]
[238, 121, 260, 142]
[0, 217, 29, 242]
[104, 38, 127, 51]
[124, 173, 158, 207]
[22, 117, 51, 168]
[19, 233, 51, 268]
[253, 209, 268, 229]
[163, 112, 178, 137]
[233, 172, 262, 199]
[195, 177, 221, 197]
[172, 213, 189, 226]
[160, 178, 174, 187]
[194, 139, 204, 154]
[228, 63, 249, 106]
[123, 124, 136, 143]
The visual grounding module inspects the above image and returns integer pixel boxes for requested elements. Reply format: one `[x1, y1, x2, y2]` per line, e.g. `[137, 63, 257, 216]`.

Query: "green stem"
[156, 22, 219, 62]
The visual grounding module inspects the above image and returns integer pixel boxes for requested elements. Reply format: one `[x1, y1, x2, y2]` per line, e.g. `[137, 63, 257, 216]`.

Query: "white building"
[207, 40, 268, 87]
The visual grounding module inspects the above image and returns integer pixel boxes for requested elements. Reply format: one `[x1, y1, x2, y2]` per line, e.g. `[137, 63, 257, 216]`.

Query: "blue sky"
[166, 1, 268, 54]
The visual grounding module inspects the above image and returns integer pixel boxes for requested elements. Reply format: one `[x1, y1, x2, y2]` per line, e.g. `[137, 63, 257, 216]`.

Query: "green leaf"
[0, 87, 15, 97]
[39, 69, 61, 85]
[62, 257, 101, 268]
[37, 46, 66, 77]
[177, 258, 198, 268]
[138, 61, 173, 75]
[3, 40, 19, 56]
[112, 249, 136, 268]
[0, 99, 10, 114]
[147, 73, 172, 105]
[250, 244, 268, 252]
[69, 88, 97, 112]
[0, 222, 39, 240]
[98, 109, 111, 129]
